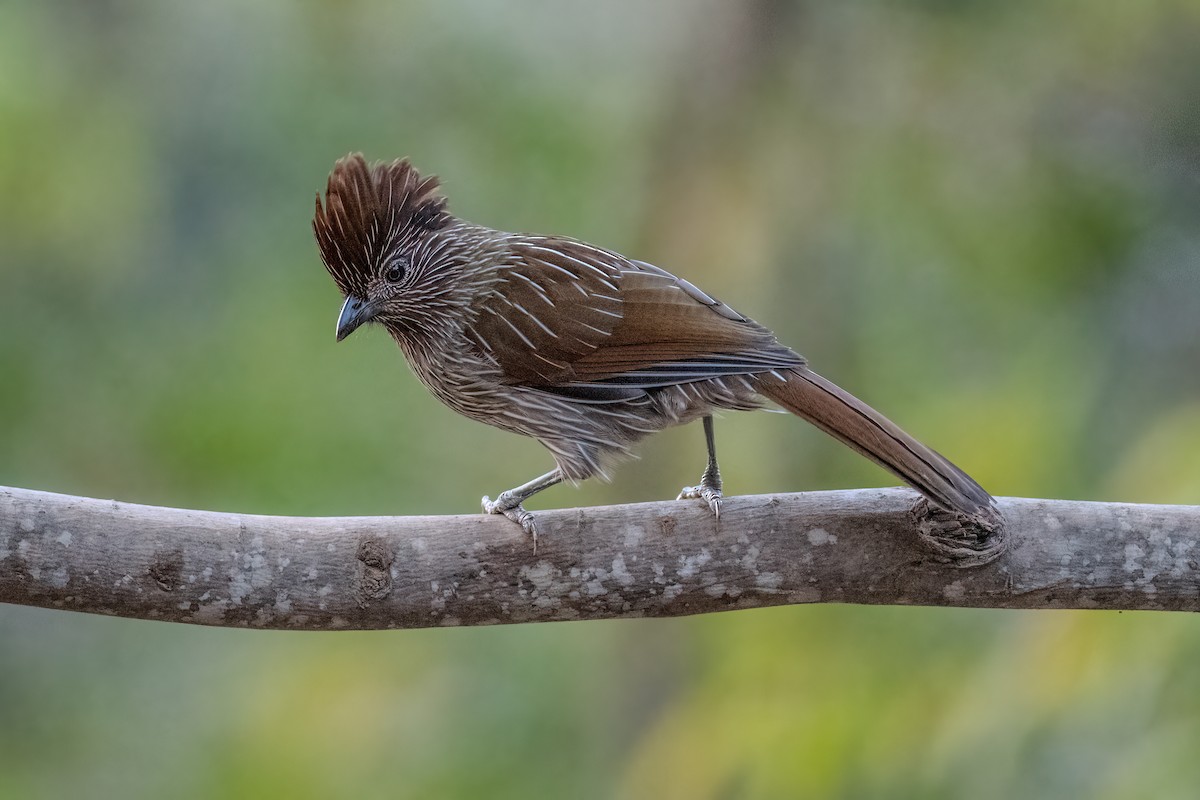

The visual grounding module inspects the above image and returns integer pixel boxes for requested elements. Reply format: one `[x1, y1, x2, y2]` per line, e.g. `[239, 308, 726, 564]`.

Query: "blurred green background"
[2, 1, 1200, 797]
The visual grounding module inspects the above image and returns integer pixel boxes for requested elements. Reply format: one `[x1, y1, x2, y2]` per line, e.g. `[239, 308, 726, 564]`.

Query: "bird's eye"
[384, 259, 407, 283]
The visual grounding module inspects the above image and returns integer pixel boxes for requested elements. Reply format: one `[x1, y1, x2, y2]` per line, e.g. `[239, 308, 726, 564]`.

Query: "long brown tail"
[754, 367, 995, 522]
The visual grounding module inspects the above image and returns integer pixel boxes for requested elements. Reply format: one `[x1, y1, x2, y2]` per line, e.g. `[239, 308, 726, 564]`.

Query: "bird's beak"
[336, 295, 375, 342]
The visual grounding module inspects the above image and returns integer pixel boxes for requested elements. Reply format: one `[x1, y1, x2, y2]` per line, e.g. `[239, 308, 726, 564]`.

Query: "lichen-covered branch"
[1, 485, 1197, 629]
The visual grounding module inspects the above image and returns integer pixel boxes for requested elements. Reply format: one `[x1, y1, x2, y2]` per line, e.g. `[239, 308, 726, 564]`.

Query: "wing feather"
[468, 237, 803, 396]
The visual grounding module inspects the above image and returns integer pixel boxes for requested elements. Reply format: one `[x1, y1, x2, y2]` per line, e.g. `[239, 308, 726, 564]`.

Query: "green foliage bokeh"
[2, 2, 1199, 798]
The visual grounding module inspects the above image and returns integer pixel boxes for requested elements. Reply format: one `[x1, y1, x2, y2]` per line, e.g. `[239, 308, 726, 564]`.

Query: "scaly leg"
[482, 468, 563, 550]
[677, 415, 723, 518]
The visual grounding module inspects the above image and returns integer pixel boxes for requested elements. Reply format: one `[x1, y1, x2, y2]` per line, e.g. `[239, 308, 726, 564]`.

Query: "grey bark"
[1, 485, 1197, 629]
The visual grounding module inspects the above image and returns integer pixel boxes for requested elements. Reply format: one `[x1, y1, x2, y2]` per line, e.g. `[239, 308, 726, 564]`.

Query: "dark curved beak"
[336, 295, 375, 342]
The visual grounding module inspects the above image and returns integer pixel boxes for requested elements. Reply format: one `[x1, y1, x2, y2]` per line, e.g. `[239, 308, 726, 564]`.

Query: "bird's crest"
[313, 154, 449, 296]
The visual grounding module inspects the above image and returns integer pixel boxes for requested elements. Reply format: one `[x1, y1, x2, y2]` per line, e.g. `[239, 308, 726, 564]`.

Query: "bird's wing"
[469, 237, 803, 399]
[466, 238, 625, 386]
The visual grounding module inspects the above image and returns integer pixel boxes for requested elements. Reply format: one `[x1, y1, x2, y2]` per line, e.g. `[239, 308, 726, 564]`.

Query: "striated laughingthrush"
[313, 154, 997, 539]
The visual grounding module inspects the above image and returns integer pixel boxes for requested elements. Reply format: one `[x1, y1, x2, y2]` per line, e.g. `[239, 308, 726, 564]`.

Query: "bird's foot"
[677, 479, 723, 520]
[482, 492, 539, 552]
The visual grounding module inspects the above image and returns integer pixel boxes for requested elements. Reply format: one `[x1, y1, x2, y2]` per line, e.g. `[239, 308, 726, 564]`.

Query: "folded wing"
[468, 237, 803, 402]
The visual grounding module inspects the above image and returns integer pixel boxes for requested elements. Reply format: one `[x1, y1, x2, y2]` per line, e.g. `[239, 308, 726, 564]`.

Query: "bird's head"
[313, 154, 470, 342]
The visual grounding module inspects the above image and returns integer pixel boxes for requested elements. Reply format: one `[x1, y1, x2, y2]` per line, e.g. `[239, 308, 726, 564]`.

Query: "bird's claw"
[677, 484, 723, 520]
[482, 494, 539, 552]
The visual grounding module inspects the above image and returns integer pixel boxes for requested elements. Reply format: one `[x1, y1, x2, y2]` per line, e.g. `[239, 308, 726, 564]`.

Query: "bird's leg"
[482, 468, 563, 550]
[677, 415, 723, 518]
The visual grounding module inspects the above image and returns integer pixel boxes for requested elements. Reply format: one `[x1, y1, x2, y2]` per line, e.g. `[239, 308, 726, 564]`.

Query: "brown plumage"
[314, 154, 997, 536]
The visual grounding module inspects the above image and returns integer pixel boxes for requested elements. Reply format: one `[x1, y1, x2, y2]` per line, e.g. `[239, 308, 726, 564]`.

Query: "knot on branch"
[356, 538, 395, 607]
[911, 498, 1007, 567]
[147, 549, 184, 592]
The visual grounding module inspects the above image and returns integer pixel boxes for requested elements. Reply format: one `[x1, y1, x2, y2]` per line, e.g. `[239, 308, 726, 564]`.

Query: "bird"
[313, 154, 998, 541]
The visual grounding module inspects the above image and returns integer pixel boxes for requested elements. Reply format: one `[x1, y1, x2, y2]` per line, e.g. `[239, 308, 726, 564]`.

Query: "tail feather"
[754, 367, 995, 522]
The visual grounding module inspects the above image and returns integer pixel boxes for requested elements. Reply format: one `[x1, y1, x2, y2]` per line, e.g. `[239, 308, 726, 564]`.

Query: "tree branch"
[1, 485, 1197, 628]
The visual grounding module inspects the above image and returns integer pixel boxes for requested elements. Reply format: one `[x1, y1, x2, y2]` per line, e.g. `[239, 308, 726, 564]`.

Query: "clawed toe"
[482, 494, 540, 551]
[677, 485, 723, 519]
